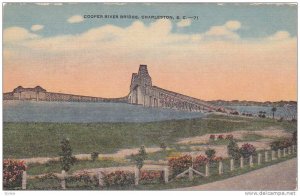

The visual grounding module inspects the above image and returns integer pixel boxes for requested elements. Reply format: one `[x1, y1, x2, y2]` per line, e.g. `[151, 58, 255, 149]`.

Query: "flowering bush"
[103, 171, 134, 187]
[209, 135, 216, 140]
[3, 159, 26, 189]
[140, 170, 162, 184]
[66, 172, 96, 185]
[193, 155, 208, 169]
[38, 172, 60, 182]
[225, 134, 234, 140]
[239, 143, 256, 158]
[211, 156, 223, 162]
[270, 138, 293, 150]
[217, 135, 224, 140]
[168, 155, 192, 176]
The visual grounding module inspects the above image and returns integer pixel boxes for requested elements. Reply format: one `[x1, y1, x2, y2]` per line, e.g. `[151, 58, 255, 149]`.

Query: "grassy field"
[3, 114, 296, 158]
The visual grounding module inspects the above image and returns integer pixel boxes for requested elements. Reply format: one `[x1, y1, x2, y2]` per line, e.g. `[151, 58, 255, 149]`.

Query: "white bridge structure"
[128, 65, 220, 112]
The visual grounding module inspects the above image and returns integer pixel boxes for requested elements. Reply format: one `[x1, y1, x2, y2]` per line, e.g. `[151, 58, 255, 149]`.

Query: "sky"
[3, 3, 297, 101]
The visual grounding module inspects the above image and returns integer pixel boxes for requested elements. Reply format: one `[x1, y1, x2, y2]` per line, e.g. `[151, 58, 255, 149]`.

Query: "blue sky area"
[3, 3, 297, 38]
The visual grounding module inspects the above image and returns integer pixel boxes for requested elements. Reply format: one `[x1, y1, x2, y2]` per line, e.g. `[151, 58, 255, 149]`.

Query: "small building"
[12, 86, 47, 101]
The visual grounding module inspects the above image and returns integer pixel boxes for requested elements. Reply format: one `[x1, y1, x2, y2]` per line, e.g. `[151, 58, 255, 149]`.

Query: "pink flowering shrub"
[103, 171, 134, 187]
[209, 135, 216, 140]
[3, 159, 26, 189]
[225, 134, 234, 140]
[239, 143, 256, 158]
[66, 171, 96, 185]
[217, 135, 224, 140]
[270, 138, 293, 150]
[193, 155, 208, 169]
[168, 155, 192, 176]
[211, 156, 223, 162]
[140, 170, 162, 184]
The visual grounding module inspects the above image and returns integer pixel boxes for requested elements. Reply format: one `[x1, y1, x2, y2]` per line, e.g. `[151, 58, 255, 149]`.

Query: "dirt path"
[20, 147, 162, 164]
[174, 158, 297, 190]
[21, 127, 292, 164]
[177, 128, 292, 145]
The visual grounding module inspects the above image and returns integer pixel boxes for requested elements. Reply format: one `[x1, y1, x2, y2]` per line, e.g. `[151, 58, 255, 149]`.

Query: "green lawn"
[242, 133, 265, 141]
[4, 114, 296, 158]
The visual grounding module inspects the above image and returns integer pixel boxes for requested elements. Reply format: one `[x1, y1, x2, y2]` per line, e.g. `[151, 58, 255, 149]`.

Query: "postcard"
[2, 2, 297, 191]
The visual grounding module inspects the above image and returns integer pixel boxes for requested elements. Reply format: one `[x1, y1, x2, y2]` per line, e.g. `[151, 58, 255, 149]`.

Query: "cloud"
[203, 21, 241, 40]
[31, 24, 44, 32]
[3, 20, 296, 101]
[225, 20, 241, 31]
[67, 15, 84, 23]
[3, 27, 39, 43]
[177, 19, 192, 27]
[267, 31, 290, 41]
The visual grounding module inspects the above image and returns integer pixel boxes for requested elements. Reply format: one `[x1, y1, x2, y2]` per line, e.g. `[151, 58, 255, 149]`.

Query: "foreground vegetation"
[4, 114, 296, 158]
[24, 154, 296, 190]
[26, 158, 130, 175]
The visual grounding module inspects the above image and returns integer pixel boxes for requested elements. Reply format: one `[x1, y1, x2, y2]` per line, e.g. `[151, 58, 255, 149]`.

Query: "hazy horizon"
[4, 84, 297, 103]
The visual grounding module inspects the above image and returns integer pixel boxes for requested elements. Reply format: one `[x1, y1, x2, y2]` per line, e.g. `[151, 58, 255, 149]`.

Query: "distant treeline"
[207, 100, 297, 107]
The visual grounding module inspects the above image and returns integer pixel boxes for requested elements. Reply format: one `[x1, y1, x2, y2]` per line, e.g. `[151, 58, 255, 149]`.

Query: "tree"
[227, 139, 241, 160]
[271, 107, 277, 119]
[205, 148, 216, 160]
[258, 111, 266, 118]
[59, 138, 76, 172]
[134, 146, 147, 171]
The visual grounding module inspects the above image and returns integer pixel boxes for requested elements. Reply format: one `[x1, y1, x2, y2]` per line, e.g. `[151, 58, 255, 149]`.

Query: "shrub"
[205, 149, 216, 160]
[225, 134, 234, 140]
[3, 159, 26, 189]
[91, 152, 99, 161]
[239, 143, 256, 158]
[193, 155, 208, 169]
[209, 134, 216, 140]
[160, 143, 167, 151]
[66, 172, 97, 186]
[270, 138, 293, 150]
[230, 111, 239, 115]
[103, 171, 134, 187]
[38, 172, 60, 182]
[212, 156, 223, 162]
[217, 135, 224, 140]
[59, 138, 76, 172]
[133, 146, 147, 170]
[258, 111, 266, 118]
[227, 139, 241, 160]
[140, 170, 162, 184]
[168, 155, 192, 176]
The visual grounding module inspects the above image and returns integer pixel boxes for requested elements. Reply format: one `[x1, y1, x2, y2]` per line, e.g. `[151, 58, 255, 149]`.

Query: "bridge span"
[4, 65, 225, 113]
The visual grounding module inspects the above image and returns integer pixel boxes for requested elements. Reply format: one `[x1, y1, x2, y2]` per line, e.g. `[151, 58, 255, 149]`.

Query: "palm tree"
[271, 107, 277, 119]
